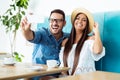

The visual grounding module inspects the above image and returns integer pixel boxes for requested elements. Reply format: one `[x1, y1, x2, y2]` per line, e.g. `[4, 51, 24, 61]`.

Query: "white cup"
[46, 60, 59, 68]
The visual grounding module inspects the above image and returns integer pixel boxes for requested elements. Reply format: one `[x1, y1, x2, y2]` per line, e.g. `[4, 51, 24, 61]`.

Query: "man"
[21, 9, 69, 80]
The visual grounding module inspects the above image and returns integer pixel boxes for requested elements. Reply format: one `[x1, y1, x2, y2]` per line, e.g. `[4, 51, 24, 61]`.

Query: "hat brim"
[71, 8, 94, 33]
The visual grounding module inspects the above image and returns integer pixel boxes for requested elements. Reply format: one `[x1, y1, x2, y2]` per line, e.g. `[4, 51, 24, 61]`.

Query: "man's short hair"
[49, 9, 65, 21]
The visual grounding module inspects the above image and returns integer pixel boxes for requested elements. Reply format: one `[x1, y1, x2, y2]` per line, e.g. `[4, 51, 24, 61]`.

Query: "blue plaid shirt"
[29, 27, 69, 64]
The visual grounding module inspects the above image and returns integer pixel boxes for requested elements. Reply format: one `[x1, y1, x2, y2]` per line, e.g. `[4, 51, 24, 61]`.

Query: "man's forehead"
[50, 13, 63, 17]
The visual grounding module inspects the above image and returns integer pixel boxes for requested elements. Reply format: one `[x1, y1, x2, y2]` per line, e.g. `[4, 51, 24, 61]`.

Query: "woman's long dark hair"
[63, 13, 89, 75]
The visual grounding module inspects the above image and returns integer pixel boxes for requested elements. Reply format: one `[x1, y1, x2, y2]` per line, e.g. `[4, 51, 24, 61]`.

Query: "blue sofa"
[94, 11, 120, 73]
[37, 10, 120, 73]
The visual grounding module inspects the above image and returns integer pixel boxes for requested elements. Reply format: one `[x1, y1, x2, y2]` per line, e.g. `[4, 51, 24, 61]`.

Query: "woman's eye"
[83, 19, 87, 21]
[76, 17, 80, 20]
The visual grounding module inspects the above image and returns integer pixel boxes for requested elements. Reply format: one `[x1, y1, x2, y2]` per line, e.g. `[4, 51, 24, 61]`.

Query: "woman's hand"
[93, 22, 99, 35]
[93, 22, 103, 54]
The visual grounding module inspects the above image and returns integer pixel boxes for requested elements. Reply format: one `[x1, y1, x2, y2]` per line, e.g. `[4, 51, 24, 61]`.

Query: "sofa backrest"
[95, 11, 120, 73]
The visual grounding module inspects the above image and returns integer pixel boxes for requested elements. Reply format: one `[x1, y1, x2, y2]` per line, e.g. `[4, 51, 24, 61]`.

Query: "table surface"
[52, 71, 120, 80]
[0, 62, 69, 80]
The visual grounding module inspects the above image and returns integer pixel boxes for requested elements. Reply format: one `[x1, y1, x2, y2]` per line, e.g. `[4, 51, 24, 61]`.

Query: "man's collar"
[47, 28, 52, 36]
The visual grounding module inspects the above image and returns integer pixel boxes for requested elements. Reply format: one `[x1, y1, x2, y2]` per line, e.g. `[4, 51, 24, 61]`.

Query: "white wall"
[0, 0, 33, 62]
[28, 0, 120, 17]
[0, 0, 120, 62]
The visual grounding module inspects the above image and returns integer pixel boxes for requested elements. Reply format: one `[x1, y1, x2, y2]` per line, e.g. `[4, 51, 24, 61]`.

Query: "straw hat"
[71, 8, 94, 33]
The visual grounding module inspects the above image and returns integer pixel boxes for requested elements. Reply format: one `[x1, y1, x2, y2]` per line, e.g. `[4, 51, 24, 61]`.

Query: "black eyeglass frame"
[48, 18, 64, 23]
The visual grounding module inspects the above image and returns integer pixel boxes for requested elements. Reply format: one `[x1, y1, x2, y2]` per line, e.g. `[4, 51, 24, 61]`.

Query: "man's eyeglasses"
[48, 18, 64, 23]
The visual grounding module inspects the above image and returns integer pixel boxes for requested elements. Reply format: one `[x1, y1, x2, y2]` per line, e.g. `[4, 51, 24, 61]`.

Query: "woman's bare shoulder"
[61, 38, 68, 47]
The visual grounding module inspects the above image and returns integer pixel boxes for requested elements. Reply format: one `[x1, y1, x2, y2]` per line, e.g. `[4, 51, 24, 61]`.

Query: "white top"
[59, 40, 105, 75]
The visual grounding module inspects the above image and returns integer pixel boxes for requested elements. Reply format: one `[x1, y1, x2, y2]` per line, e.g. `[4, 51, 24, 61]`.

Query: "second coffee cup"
[46, 60, 59, 68]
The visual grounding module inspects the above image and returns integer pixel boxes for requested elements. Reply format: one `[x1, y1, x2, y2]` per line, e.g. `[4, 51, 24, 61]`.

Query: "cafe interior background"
[0, 0, 120, 64]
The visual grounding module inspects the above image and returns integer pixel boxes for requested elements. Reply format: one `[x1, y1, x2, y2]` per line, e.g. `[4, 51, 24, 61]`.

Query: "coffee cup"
[46, 60, 59, 68]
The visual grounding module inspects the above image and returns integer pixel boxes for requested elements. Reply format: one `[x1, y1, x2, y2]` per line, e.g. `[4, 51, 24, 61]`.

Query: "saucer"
[29, 66, 43, 71]
[3, 62, 16, 66]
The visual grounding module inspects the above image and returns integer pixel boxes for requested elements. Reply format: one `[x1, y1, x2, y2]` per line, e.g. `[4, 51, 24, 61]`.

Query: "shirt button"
[48, 53, 51, 55]
[56, 47, 58, 49]
[52, 45, 55, 48]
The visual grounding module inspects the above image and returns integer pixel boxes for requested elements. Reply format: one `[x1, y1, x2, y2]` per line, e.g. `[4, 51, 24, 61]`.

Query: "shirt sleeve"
[28, 30, 42, 43]
[59, 47, 64, 67]
[89, 40, 105, 61]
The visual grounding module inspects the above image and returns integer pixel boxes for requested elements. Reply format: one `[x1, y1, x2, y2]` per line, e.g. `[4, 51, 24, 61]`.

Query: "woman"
[59, 8, 105, 76]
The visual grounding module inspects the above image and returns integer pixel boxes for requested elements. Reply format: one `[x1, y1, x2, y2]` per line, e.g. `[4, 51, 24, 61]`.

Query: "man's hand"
[20, 17, 34, 40]
[21, 17, 31, 32]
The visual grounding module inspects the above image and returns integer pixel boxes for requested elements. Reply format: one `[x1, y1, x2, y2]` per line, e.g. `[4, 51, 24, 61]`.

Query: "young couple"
[21, 8, 105, 80]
